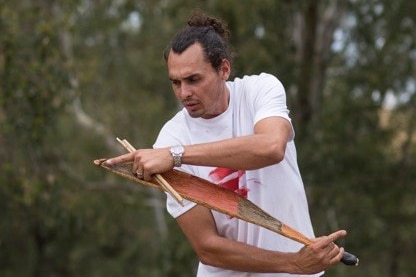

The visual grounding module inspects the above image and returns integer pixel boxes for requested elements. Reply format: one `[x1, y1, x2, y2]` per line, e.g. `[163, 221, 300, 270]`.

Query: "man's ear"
[220, 59, 231, 80]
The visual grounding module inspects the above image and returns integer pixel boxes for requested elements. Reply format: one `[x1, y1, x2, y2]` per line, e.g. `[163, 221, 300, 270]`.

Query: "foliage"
[0, 0, 415, 276]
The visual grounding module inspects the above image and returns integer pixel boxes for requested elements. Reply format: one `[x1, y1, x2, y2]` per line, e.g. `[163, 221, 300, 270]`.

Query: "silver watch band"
[170, 145, 184, 167]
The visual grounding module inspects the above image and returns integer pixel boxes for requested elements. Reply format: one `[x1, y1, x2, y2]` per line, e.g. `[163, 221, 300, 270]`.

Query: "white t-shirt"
[154, 73, 322, 277]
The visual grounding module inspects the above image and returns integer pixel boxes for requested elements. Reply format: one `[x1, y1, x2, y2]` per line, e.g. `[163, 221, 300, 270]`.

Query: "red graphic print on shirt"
[208, 168, 249, 198]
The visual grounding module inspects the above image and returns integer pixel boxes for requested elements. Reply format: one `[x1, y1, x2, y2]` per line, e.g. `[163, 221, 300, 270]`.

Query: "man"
[106, 11, 347, 276]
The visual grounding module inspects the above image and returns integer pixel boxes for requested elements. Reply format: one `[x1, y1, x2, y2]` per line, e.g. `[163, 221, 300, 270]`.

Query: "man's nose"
[179, 83, 193, 100]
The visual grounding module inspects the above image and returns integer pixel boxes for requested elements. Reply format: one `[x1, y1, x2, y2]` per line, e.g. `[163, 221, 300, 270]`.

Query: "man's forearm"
[194, 235, 299, 274]
[180, 117, 291, 170]
[182, 134, 285, 170]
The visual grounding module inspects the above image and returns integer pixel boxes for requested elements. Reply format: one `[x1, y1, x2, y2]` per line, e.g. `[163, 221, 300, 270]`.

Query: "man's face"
[167, 43, 231, 119]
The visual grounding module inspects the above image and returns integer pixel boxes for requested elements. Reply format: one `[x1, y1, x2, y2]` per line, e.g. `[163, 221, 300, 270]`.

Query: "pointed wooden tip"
[93, 158, 107, 166]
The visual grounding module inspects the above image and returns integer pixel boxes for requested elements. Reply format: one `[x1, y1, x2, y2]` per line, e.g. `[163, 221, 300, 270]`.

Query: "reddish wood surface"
[94, 158, 358, 266]
[94, 159, 281, 233]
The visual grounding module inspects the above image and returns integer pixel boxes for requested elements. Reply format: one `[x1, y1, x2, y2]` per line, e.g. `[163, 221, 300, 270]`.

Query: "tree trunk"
[54, 3, 171, 239]
[293, 0, 347, 132]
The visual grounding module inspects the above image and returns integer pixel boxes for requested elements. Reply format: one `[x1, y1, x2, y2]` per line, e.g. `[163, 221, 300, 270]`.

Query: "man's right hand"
[290, 230, 347, 274]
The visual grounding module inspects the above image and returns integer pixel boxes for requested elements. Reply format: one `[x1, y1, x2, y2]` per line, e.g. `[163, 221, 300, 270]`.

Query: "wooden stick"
[94, 158, 359, 266]
[116, 137, 184, 206]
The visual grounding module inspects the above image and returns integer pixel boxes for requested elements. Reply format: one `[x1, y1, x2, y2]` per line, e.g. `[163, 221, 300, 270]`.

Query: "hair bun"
[187, 11, 230, 41]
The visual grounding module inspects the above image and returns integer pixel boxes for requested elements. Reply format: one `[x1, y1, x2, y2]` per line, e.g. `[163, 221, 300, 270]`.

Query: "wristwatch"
[170, 145, 184, 167]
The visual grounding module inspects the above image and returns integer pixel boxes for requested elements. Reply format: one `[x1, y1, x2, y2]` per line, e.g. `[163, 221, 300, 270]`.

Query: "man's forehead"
[168, 44, 205, 63]
[167, 44, 212, 80]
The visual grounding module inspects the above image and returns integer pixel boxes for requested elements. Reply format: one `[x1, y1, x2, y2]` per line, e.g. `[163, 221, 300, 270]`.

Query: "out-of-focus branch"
[54, 2, 168, 238]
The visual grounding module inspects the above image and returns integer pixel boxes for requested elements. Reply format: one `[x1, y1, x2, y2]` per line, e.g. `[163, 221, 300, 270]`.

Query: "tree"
[1, 0, 415, 276]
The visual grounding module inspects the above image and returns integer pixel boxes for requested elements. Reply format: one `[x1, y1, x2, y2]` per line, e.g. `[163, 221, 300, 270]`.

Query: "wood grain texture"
[93, 158, 358, 266]
[94, 158, 274, 231]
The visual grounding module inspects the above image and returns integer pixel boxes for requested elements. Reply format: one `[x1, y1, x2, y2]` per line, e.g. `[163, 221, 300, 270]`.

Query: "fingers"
[105, 147, 172, 181]
[105, 152, 135, 165]
[104, 152, 145, 177]
[135, 169, 144, 178]
[104, 149, 156, 181]
[331, 247, 345, 264]
[327, 230, 347, 242]
[134, 164, 149, 180]
[320, 230, 347, 263]
[294, 230, 349, 274]
[305, 230, 347, 264]
[315, 230, 347, 247]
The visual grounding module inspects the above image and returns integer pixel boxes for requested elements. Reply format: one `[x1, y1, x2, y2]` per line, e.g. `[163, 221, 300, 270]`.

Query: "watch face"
[172, 145, 184, 155]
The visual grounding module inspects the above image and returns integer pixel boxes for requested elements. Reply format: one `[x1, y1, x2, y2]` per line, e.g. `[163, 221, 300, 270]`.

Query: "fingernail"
[105, 159, 113, 165]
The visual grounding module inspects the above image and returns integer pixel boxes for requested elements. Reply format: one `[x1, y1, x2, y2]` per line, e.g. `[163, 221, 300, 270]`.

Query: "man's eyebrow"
[184, 73, 202, 81]
[169, 73, 200, 82]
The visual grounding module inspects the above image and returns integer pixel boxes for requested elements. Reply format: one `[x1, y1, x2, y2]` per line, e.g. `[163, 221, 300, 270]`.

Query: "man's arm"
[181, 116, 291, 170]
[177, 205, 346, 274]
[106, 116, 291, 180]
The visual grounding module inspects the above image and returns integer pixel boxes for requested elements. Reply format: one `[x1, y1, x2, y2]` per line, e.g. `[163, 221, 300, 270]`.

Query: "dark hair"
[164, 11, 233, 71]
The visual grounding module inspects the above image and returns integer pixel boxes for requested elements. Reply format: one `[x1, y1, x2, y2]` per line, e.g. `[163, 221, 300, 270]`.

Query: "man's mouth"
[184, 101, 199, 109]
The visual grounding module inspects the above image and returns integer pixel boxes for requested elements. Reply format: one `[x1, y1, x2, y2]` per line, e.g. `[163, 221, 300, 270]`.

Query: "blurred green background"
[1, 0, 415, 276]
